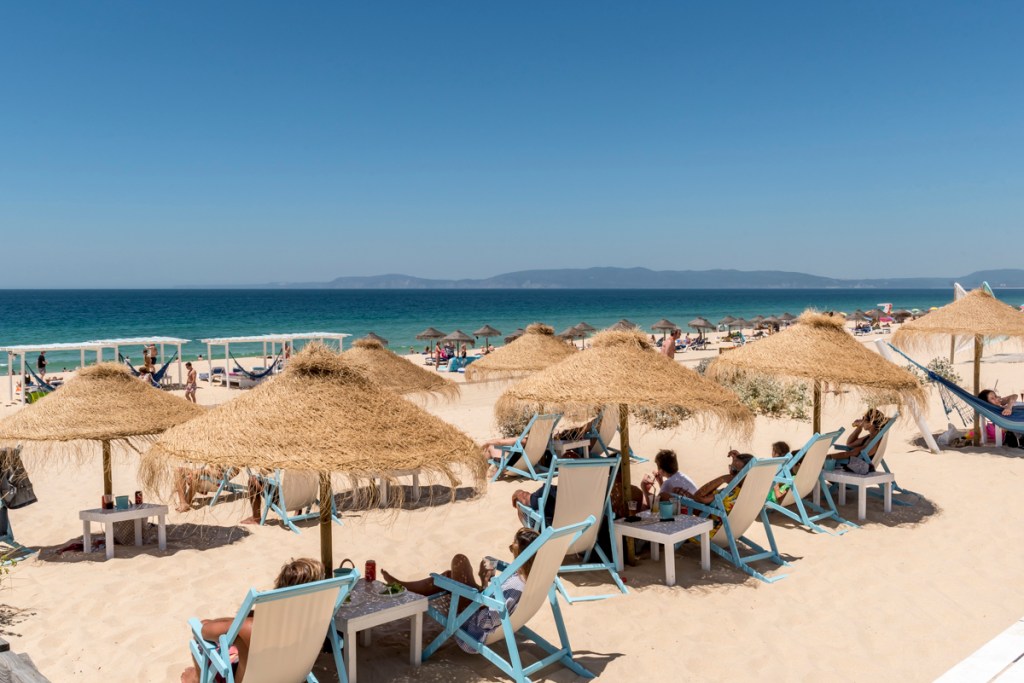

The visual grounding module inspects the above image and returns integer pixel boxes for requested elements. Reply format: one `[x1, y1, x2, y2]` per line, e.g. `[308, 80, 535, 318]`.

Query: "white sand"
[1, 335, 1024, 682]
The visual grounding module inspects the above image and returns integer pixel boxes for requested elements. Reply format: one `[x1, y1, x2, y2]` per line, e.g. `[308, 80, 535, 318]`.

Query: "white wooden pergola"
[2, 342, 106, 405]
[89, 336, 190, 386]
[199, 332, 351, 386]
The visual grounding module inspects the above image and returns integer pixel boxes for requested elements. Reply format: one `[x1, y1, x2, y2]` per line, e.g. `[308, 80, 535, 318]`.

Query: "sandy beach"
[1, 333, 1023, 682]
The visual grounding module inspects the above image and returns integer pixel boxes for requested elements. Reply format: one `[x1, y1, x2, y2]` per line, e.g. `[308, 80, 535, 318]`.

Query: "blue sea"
[1, 288, 1018, 370]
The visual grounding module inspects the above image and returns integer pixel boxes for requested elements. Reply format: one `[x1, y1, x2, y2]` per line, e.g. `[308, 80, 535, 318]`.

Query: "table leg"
[134, 518, 143, 546]
[345, 627, 356, 683]
[651, 541, 660, 562]
[664, 543, 675, 587]
[884, 483, 892, 513]
[700, 531, 711, 571]
[838, 483, 847, 505]
[360, 628, 371, 647]
[158, 514, 167, 551]
[614, 531, 625, 572]
[104, 523, 114, 560]
[857, 486, 867, 521]
[410, 613, 423, 666]
[82, 521, 92, 554]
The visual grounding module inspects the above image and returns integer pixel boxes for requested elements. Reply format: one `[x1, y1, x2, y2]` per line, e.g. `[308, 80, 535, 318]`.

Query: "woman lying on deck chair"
[828, 408, 888, 462]
[180, 558, 324, 683]
[382, 528, 539, 653]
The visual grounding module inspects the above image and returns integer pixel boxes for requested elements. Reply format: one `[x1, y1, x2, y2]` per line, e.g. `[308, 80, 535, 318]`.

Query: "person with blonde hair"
[828, 408, 889, 463]
[180, 558, 325, 683]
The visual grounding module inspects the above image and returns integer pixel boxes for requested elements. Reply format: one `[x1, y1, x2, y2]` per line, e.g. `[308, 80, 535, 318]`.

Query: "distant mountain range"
[198, 267, 1024, 290]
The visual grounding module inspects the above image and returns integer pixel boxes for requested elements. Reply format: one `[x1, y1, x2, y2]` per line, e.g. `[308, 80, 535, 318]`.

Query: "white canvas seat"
[489, 413, 561, 481]
[254, 469, 342, 534]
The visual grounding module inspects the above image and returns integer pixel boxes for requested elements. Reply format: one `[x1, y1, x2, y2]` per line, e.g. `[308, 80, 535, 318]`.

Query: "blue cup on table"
[658, 500, 675, 521]
[115, 495, 130, 510]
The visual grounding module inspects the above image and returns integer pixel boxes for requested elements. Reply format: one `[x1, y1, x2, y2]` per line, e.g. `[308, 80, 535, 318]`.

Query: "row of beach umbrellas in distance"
[2, 288, 1018, 571]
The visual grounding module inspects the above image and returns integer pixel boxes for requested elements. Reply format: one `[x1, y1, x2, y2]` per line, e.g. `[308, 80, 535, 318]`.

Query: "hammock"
[229, 353, 281, 381]
[889, 345, 1024, 432]
[119, 353, 177, 386]
[24, 363, 56, 393]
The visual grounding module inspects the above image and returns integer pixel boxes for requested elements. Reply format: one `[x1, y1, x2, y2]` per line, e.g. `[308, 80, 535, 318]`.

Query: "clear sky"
[2, 1, 1022, 287]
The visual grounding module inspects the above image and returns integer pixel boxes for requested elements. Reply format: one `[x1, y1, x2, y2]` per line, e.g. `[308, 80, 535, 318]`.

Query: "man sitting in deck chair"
[184, 557, 356, 683]
[174, 466, 242, 512]
[243, 469, 341, 533]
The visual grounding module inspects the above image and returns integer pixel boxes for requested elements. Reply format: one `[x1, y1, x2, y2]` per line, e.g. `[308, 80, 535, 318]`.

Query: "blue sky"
[2, 2, 1021, 287]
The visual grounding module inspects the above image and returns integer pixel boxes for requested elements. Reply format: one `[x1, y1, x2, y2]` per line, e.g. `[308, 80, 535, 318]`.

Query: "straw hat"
[707, 310, 925, 407]
[503, 330, 752, 432]
[0, 363, 203, 445]
[893, 288, 1024, 351]
[344, 339, 457, 398]
[142, 343, 483, 490]
[465, 323, 576, 381]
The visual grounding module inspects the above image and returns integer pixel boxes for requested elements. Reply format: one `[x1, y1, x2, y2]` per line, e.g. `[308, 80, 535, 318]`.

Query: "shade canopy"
[651, 318, 678, 331]
[574, 322, 597, 334]
[344, 339, 457, 398]
[848, 310, 869, 322]
[893, 288, 1024, 349]
[688, 317, 714, 330]
[779, 312, 796, 322]
[361, 332, 389, 346]
[415, 327, 447, 340]
[473, 325, 502, 338]
[717, 316, 736, 326]
[707, 311, 926, 408]
[557, 326, 583, 339]
[607, 319, 640, 332]
[892, 309, 913, 321]
[0, 363, 203, 444]
[465, 323, 576, 381]
[504, 330, 752, 431]
[442, 330, 475, 344]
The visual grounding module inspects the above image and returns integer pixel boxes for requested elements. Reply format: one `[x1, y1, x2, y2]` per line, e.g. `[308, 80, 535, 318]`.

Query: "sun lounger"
[674, 457, 789, 583]
[0, 446, 37, 562]
[765, 430, 856, 534]
[517, 456, 627, 603]
[586, 407, 648, 463]
[489, 413, 561, 481]
[187, 573, 358, 683]
[821, 413, 900, 521]
[194, 467, 245, 507]
[422, 518, 597, 682]
[253, 469, 342, 534]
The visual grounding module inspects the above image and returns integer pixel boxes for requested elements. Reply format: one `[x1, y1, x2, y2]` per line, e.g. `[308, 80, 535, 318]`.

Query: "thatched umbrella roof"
[893, 288, 1024, 346]
[504, 328, 525, 344]
[865, 309, 882, 320]
[717, 316, 736, 327]
[607, 319, 640, 332]
[465, 323, 576, 382]
[557, 326, 582, 340]
[344, 339, 457, 398]
[848, 310, 869, 322]
[651, 318, 678, 332]
[893, 309, 913, 321]
[474, 325, 502, 338]
[779, 312, 796, 323]
[574, 322, 597, 334]
[143, 343, 484, 568]
[0, 363, 204, 495]
[415, 327, 446, 341]
[762, 316, 779, 325]
[707, 310, 926, 432]
[688, 317, 714, 331]
[361, 332, 389, 346]
[442, 330, 475, 345]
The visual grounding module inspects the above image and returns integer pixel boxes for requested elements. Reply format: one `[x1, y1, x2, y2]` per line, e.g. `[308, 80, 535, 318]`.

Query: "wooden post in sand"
[973, 335, 982, 446]
[812, 380, 822, 435]
[102, 439, 113, 496]
[618, 404, 637, 565]
[319, 472, 333, 571]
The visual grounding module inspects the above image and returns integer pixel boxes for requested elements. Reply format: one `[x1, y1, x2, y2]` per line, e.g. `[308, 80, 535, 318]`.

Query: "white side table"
[79, 504, 168, 560]
[551, 439, 590, 458]
[614, 512, 713, 586]
[334, 579, 428, 682]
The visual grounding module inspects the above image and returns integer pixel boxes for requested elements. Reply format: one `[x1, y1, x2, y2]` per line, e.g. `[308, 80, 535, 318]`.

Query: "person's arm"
[846, 422, 865, 446]
[675, 475, 731, 504]
[1001, 395, 1019, 416]
[199, 617, 237, 641]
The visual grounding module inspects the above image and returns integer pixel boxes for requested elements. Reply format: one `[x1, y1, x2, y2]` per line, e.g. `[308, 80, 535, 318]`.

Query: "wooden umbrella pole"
[102, 439, 113, 496]
[319, 472, 334, 571]
[812, 380, 822, 435]
[618, 404, 637, 566]
[973, 335, 982, 446]
[950, 336, 956, 364]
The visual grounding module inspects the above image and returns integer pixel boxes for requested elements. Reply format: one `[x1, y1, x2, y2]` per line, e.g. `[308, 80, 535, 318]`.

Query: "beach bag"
[936, 423, 961, 448]
[0, 452, 37, 510]
[843, 457, 870, 475]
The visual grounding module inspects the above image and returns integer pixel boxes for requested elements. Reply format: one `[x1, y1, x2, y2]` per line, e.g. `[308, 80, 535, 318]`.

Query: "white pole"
[177, 343, 183, 385]
[225, 343, 230, 388]
[80, 348, 85, 370]
[7, 352, 13, 404]
[19, 353, 25, 405]
[207, 343, 213, 386]
[114, 345, 120, 365]
[875, 340, 940, 454]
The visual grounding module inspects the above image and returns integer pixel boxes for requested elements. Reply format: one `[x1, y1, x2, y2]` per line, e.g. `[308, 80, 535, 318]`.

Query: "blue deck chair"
[188, 573, 358, 683]
[490, 413, 561, 481]
[0, 446, 36, 562]
[422, 518, 597, 683]
[194, 467, 245, 507]
[822, 413, 906, 520]
[825, 411, 912, 498]
[586, 407, 648, 463]
[673, 457, 790, 583]
[765, 430, 856, 535]
[517, 456, 627, 603]
[253, 469, 343, 534]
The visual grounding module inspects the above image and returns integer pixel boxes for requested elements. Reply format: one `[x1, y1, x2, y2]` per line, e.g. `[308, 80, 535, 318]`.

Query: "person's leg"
[242, 476, 264, 524]
[382, 553, 480, 596]
[174, 469, 194, 513]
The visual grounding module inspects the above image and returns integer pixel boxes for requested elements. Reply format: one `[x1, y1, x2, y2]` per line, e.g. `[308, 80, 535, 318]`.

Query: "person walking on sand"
[36, 351, 47, 379]
[184, 362, 197, 403]
[662, 329, 681, 360]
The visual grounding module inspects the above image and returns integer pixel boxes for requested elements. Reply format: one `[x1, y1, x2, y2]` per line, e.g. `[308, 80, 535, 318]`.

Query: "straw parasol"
[688, 317, 714, 339]
[142, 343, 484, 569]
[343, 339, 457, 399]
[651, 319, 678, 340]
[574, 322, 597, 335]
[557, 326, 582, 340]
[894, 287, 1024, 443]
[361, 332, 389, 346]
[504, 330, 752, 561]
[0, 363, 204, 496]
[465, 323, 576, 382]
[892, 309, 913, 321]
[607, 319, 640, 332]
[504, 328, 525, 344]
[707, 311, 926, 433]
[442, 330, 475, 353]
[473, 325, 502, 351]
[717, 315, 736, 328]
[415, 327, 446, 342]
[779, 312, 796, 325]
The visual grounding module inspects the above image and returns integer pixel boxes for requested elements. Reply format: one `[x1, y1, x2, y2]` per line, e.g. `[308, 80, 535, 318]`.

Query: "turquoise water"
[0, 288, 1012, 370]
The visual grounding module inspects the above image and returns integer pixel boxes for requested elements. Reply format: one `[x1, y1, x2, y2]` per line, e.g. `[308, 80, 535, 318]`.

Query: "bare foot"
[241, 516, 260, 525]
[175, 505, 191, 513]
[180, 667, 199, 683]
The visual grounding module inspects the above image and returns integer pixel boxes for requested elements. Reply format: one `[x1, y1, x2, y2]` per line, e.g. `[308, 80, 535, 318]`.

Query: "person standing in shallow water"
[184, 362, 197, 403]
